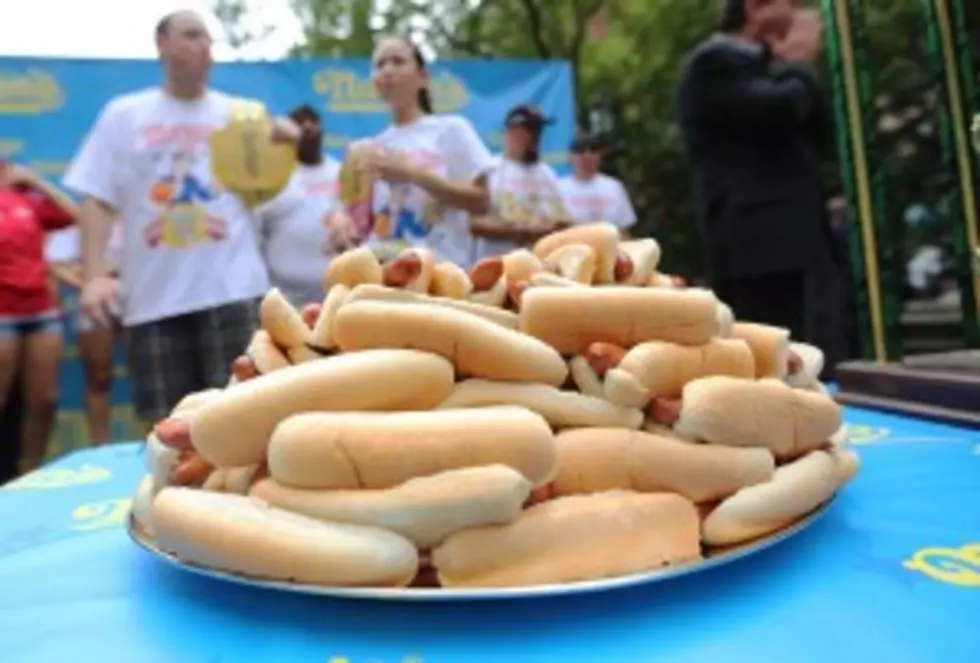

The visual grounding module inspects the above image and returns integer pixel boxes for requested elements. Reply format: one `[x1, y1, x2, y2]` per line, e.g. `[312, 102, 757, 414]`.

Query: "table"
[1, 408, 978, 663]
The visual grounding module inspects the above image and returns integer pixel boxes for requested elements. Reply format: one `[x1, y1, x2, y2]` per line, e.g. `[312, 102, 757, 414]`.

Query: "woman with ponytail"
[470, 104, 569, 260]
[353, 36, 494, 267]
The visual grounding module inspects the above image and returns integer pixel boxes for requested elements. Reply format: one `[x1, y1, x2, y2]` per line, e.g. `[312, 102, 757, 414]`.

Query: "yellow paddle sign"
[210, 99, 296, 208]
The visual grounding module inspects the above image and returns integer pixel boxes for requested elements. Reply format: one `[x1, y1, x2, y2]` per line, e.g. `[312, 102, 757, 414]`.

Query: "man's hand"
[324, 210, 359, 252]
[772, 10, 823, 65]
[79, 275, 121, 328]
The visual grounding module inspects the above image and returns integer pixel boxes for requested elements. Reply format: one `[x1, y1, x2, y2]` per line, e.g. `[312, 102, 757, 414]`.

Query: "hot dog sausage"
[469, 257, 505, 292]
[300, 303, 322, 328]
[231, 355, 259, 382]
[169, 451, 214, 486]
[613, 251, 634, 283]
[507, 280, 530, 310]
[154, 418, 194, 451]
[382, 254, 423, 288]
[583, 342, 628, 378]
[646, 397, 681, 425]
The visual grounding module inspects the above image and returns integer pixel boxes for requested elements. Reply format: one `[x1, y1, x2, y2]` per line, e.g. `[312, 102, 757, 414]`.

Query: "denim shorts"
[0, 310, 63, 340]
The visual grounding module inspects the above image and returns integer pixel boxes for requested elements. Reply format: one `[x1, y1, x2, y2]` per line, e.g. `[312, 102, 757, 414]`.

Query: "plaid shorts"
[124, 299, 259, 424]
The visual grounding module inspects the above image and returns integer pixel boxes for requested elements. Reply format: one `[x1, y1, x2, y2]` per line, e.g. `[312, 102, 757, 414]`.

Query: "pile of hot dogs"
[133, 222, 858, 590]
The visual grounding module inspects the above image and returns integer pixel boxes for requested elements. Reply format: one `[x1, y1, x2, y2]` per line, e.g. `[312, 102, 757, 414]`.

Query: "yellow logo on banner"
[72, 498, 132, 531]
[0, 137, 24, 156]
[312, 68, 468, 113]
[843, 424, 890, 445]
[903, 543, 980, 587]
[0, 68, 64, 114]
[1, 464, 111, 490]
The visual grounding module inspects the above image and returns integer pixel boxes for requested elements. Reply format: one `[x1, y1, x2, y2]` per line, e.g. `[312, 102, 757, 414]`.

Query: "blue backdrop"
[0, 57, 576, 453]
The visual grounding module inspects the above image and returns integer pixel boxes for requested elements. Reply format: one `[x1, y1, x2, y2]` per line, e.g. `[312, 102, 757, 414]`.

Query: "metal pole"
[824, 0, 891, 361]
[923, 0, 980, 345]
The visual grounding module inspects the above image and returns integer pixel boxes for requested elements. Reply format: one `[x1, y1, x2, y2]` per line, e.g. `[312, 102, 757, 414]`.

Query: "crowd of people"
[0, 9, 638, 479]
[1, 0, 852, 481]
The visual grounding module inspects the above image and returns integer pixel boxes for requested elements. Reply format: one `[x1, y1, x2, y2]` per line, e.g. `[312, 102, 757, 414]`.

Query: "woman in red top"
[0, 160, 77, 474]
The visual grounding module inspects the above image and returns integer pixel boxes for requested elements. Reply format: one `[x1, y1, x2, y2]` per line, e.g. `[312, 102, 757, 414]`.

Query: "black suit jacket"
[676, 36, 836, 280]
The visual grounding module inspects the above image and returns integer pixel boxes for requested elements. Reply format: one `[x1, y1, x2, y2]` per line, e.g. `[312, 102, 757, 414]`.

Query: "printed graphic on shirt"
[144, 147, 228, 249]
[373, 150, 442, 249]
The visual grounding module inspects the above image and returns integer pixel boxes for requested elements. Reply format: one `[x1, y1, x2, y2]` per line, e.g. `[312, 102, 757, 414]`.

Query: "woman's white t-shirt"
[366, 114, 494, 267]
[255, 159, 342, 307]
[474, 156, 567, 261]
[62, 88, 269, 326]
[558, 173, 637, 230]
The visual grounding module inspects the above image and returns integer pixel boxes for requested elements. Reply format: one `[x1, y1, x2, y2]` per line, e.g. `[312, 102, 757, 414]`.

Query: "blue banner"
[0, 57, 576, 454]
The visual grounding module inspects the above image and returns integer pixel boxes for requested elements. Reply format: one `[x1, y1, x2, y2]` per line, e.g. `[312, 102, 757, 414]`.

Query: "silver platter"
[126, 499, 832, 602]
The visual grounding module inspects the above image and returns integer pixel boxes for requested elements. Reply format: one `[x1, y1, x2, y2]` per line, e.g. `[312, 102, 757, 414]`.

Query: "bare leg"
[0, 334, 21, 421]
[77, 325, 115, 444]
[19, 329, 62, 473]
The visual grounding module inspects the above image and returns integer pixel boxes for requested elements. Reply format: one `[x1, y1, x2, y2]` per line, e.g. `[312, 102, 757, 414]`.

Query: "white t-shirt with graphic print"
[62, 88, 269, 326]
[366, 114, 494, 268]
[558, 173, 637, 230]
[44, 224, 123, 268]
[254, 159, 342, 308]
[474, 155, 567, 261]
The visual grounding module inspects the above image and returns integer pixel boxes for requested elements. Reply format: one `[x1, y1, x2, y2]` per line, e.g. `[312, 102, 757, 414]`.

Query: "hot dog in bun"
[437, 379, 643, 429]
[548, 428, 775, 503]
[309, 284, 350, 352]
[267, 406, 557, 489]
[730, 322, 791, 379]
[669, 376, 842, 459]
[618, 238, 661, 285]
[543, 244, 597, 284]
[701, 449, 859, 546]
[259, 288, 313, 350]
[431, 491, 701, 588]
[519, 287, 719, 354]
[430, 261, 473, 299]
[153, 349, 455, 468]
[345, 284, 519, 330]
[333, 301, 568, 386]
[152, 487, 419, 587]
[250, 464, 532, 549]
[600, 338, 755, 408]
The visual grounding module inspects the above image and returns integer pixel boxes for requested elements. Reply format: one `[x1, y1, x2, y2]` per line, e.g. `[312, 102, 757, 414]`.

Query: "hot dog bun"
[528, 272, 586, 288]
[787, 342, 825, 388]
[401, 248, 436, 293]
[569, 356, 605, 397]
[185, 349, 455, 467]
[672, 376, 842, 459]
[437, 379, 643, 430]
[532, 223, 620, 283]
[431, 491, 701, 588]
[501, 249, 544, 283]
[146, 433, 179, 492]
[701, 449, 855, 546]
[333, 301, 568, 386]
[132, 474, 155, 535]
[345, 284, 519, 330]
[619, 238, 661, 285]
[520, 287, 719, 354]
[716, 303, 734, 338]
[730, 322, 791, 379]
[202, 465, 263, 495]
[549, 428, 775, 503]
[267, 406, 557, 489]
[310, 284, 349, 351]
[172, 388, 224, 415]
[543, 244, 596, 284]
[430, 261, 473, 299]
[604, 338, 756, 408]
[152, 487, 419, 587]
[286, 345, 321, 365]
[245, 330, 290, 374]
[324, 246, 384, 290]
[250, 465, 531, 549]
[259, 288, 313, 349]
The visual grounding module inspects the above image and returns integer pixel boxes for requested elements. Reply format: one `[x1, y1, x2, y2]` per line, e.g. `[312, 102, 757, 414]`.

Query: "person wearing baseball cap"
[558, 133, 637, 236]
[469, 104, 569, 260]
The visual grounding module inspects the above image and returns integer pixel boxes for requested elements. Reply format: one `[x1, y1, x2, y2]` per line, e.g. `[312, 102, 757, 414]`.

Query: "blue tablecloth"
[1, 408, 978, 663]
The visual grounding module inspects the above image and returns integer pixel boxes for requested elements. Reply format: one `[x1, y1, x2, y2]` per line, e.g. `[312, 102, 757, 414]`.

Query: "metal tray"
[126, 499, 832, 601]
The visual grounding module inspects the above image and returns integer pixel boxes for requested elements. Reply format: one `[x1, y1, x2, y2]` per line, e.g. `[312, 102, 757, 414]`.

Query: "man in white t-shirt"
[558, 134, 637, 236]
[63, 10, 297, 427]
[255, 104, 353, 307]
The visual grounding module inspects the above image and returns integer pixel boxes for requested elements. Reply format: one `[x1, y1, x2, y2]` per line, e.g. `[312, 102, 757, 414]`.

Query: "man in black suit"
[677, 0, 846, 366]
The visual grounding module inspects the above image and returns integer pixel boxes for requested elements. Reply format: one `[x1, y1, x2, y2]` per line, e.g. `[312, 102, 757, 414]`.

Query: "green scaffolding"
[822, 0, 979, 360]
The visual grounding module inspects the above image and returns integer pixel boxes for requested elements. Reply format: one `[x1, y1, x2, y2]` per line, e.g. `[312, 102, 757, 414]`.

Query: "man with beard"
[254, 104, 356, 307]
